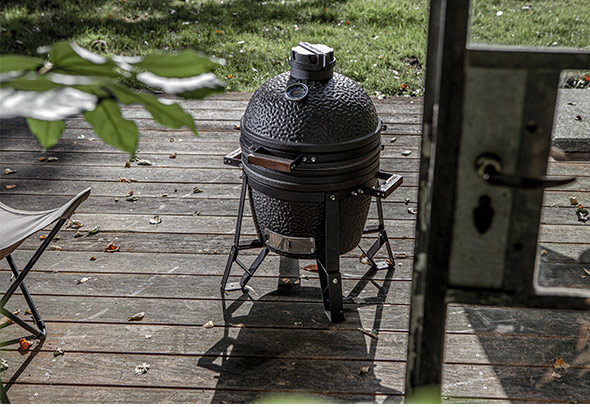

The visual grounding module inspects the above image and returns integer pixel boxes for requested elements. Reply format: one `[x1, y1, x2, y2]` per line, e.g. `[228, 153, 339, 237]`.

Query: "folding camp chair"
[0, 188, 91, 344]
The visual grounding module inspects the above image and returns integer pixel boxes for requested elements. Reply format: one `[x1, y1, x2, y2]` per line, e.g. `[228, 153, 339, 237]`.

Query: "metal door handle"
[475, 153, 575, 189]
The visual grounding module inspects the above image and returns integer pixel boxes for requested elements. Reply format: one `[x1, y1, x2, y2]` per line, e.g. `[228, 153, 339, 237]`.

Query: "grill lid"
[242, 42, 379, 149]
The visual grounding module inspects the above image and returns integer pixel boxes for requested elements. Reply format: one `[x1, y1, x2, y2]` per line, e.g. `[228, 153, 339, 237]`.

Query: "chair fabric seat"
[0, 188, 91, 260]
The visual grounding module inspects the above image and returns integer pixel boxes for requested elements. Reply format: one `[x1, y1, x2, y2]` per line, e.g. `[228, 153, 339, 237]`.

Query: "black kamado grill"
[221, 42, 403, 322]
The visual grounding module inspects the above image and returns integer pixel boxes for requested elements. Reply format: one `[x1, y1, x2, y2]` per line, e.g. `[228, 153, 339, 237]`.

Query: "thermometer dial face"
[285, 83, 309, 101]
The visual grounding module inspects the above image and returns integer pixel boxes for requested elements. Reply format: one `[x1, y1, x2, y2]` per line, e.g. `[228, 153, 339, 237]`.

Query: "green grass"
[1, 0, 589, 96]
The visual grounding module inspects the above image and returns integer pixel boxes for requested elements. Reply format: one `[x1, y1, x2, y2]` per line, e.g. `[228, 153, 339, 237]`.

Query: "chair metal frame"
[0, 218, 66, 345]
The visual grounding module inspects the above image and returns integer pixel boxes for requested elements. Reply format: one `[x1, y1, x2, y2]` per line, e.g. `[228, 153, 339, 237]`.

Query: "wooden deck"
[0, 93, 589, 403]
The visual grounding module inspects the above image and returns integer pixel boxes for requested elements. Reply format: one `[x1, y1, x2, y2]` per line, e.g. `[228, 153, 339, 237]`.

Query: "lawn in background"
[1, 0, 589, 96]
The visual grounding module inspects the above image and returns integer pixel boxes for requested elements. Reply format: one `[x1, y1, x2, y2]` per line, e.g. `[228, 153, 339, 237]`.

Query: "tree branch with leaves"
[0, 42, 225, 157]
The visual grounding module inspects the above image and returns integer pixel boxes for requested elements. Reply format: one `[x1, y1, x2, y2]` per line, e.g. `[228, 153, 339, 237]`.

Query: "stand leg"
[318, 193, 344, 322]
[221, 177, 248, 291]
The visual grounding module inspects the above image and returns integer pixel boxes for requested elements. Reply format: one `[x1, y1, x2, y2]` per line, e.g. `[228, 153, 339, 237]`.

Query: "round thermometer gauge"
[285, 83, 309, 101]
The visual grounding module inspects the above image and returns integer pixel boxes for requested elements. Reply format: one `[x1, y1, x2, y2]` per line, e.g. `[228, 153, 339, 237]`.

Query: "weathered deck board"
[1, 94, 589, 403]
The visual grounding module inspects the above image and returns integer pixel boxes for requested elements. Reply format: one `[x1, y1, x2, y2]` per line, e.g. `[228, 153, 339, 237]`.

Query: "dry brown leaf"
[128, 312, 145, 321]
[553, 357, 570, 370]
[3, 168, 16, 175]
[358, 327, 379, 339]
[359, 254, 371, 265]
[169, 153, 177, 159]
[358, 366, 370, 375]
[124, 161, 131, 168]
[203, 320, 215, 329]
[301, 264, 318, 272]
[104, 243, 120, 253]
[89, 256, 97, 261]
[5, 185, 16, 190]
[18, 338, 31, 352]
[570, 196, 578, 205]
[38, 157, 47, 162]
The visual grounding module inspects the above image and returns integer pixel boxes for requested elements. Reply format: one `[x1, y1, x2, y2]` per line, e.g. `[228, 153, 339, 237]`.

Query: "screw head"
[332, 278, 338, 284]
[351, 191, 358, 196]
[311, 157, 317, 163]
[330, 195, 336, 200]
[303, 157, 308, 162]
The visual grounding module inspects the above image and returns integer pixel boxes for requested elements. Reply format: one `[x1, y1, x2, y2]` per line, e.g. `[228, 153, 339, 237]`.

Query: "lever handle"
[475, 153, 575, 189]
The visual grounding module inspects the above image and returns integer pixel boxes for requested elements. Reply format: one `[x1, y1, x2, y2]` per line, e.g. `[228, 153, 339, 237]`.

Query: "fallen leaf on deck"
[136, 159, 152, 166]
[126, 195, 138, 202]
[358, 366, 370, 375]
[135, 363, 150, 375]
[575, 115, 583, 121]
[576, 206, 589, 223]
[233, 124, 240, 130]
[38, 157, 47, 161]
[352, 297, 366, 304]
[169, 153, 177, 159]
[404, 198, 411, 205]
[390, 137, 397, 143]
[203, 320, 215, 329]
[301, 264, 318, 272]
[358, 327, 379, 339]
[193, 187, 203, 194]
[25, 309, 32, 315]
[359, 254, 371, 265]
[18, 338, 31, 352]
[74, 231, 83, 238]
[0, 359, 8, 372]
[89, 256, 96, 261]
[584, 268, 590, 276]
[50, 245, 62, 251]
[552, 371, 562, 379]
[124, 161, 131, 168]
[294, 321, 303, 327]
[230, 323, 246, 328]
[128, 312, 145, 321]
[47, 157, 59, 162]
[5, 185, 16, 189]
[401, 150, 412, 156]
[104, 243, 120, 253]
[162, 193, 168, 198]
[3, 168, 16, 175]
[395, 253, 408, 259]
[570, 197, 578, 205]
[87, 225, 101, 235]
[145, 335, 153, 339]
[553, 357, 570, 370]
[407, 207, 417, 214]
[149, 215, 162, 225]
[540, 249, 547, 256]
[66, 220, 83, 229]
[77, 277, 91, 284]
[53, 348, 64, 357]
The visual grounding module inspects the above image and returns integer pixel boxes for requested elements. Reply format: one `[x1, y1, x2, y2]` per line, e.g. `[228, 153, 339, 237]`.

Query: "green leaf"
[83, 100, 138, 157]
[137, 72, 225, 98]
[1, 75, 63, 92]
[72, 84, 111, 99]
[0, 55, 44, 73]
[0, 87, 98, 121]
[108, 84, 196, 134]
[135, 49, 222, 78]
[48, 41, 120, 78]
[26, 118, 65, 150]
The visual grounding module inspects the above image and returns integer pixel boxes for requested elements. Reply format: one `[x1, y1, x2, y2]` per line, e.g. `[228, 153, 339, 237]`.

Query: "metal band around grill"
[265, 230, 316, 255]
[240, 119, 384, 154]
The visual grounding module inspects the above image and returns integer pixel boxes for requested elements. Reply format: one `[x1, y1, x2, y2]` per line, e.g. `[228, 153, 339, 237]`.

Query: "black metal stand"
[0, 219, 66, 346]
[221, 176, 269, 292]
[221, 180, 396, 322]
